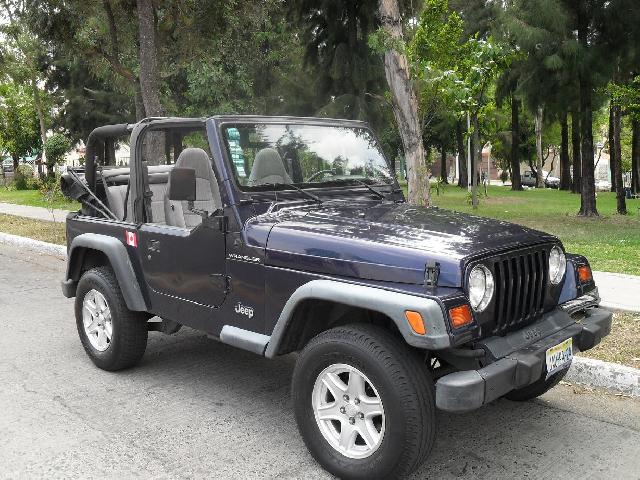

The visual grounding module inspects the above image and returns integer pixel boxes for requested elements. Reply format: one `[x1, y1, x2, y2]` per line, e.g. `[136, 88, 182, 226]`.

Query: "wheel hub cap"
[82, 289, 112, 352]
[312, 363, 385, 459]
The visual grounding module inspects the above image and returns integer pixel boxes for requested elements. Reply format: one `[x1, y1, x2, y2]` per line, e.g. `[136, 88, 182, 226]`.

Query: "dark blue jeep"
[61, 116, 611, 479]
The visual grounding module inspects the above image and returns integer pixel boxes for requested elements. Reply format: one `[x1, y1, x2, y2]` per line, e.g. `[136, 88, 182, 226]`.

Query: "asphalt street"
[1, 243, 639, 480]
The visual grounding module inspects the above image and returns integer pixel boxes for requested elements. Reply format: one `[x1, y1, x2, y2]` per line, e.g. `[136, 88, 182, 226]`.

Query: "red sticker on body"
[125, 231, 138, 247]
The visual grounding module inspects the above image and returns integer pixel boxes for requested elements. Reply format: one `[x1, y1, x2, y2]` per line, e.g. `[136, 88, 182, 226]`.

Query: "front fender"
[264, 279, 451, 357]
[62, 233, 147, 311]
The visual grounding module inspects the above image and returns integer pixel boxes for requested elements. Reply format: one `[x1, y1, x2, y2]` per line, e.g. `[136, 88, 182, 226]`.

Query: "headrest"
[249, 148, 289, 184]
[175, 148, 214, 179]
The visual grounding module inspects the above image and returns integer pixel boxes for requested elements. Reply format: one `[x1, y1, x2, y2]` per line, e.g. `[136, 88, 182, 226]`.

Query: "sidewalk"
[0, 202, 70, 223]
[593, 271, 640, 313]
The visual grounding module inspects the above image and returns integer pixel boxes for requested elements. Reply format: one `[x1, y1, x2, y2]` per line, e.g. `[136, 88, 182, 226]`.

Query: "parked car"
[521, 169, 537, 187]
[2, 157, 14, 174]
[545, 174, 560, 189]
[61, 117, 611, 479]
[522, 169, 559, 188]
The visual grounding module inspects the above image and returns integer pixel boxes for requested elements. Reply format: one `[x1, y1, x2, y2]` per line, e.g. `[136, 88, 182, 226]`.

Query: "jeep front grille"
[492, 249, 548, 335]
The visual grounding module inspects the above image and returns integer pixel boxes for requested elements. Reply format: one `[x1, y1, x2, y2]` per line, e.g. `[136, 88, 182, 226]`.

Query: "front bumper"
[435, 304, 612, 412]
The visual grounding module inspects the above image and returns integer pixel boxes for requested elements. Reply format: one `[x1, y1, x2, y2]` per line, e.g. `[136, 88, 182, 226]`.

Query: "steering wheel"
[306, 169, 337, 182]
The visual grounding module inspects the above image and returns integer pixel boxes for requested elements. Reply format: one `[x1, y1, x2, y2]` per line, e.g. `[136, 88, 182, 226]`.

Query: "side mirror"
[169, 168, 196, 201]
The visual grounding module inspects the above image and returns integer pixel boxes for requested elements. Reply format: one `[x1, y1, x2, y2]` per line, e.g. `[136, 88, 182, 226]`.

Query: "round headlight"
[549, 246, 566, 284]
[468, 265, 494, 312]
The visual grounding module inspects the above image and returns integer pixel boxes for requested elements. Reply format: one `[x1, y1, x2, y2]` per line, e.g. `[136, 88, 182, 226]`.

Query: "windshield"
[222, 123, 394, 190]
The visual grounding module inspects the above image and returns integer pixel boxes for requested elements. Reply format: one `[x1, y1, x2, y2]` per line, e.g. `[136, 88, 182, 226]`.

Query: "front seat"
[248, 148, 293, 185]
[164, 148, 222, 228]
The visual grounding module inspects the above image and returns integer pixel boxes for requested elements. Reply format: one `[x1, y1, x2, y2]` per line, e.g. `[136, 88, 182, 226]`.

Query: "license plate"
[545, 338, 573, 379]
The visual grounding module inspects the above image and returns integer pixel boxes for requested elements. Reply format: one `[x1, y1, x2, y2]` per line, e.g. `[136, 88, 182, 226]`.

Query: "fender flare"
[263, 279, 451, 358]
[62, 233, 148, 311]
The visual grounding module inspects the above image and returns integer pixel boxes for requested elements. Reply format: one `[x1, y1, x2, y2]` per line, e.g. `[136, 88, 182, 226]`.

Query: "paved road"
[1, 243, 639, 480]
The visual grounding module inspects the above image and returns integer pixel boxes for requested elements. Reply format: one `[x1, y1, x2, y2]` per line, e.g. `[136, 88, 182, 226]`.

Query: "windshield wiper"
[330, 178, 388, 199]
[269, 183, 323, 204]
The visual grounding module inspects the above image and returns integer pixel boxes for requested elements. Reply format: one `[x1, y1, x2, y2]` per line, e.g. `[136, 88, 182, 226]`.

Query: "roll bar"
[84, 123, 131, 191]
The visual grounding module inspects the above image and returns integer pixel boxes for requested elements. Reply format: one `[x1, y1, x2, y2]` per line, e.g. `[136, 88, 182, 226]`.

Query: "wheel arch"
[264, 280, 451, 358]
[62, 233, 148, 311]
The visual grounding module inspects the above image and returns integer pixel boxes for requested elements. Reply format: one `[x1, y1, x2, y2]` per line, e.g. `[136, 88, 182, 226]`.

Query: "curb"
[567, 356, 640, 397]
[1, 231, 638, 398]
[599, 300, 640, 313]
[0, 232, 66, 257]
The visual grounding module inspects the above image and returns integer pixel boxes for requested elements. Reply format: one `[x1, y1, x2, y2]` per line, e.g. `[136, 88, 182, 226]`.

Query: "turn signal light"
[449, 304, 473, 329]
[577, 265, 593, 283]
[405, 311, 426, 335]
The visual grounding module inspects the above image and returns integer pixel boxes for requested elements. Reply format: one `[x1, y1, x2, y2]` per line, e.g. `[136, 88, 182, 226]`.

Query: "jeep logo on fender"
[235, 302, 254, 319]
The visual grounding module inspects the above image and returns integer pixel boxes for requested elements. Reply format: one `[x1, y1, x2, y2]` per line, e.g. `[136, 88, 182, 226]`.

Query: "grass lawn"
[578, 311, 640, 369]
[0, 188, 80, 210]
[414, 184, 640, 275]
[0, 213, 66, 245]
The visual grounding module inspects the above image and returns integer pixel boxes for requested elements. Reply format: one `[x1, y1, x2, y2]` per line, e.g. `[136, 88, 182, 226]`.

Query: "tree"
[410, 0, 514, 206]
[374, 0, 430, 206]
[136, 0, 164, 118]
[571, 111, 582, 193]
[609, 75, 640, 194]
[575, 1, 599, 216]
[0, 82, 41, 169]
[0, 0, 52, 174]
[559, 113, 571, 190]
[510, 96, 522, 190]
[499, 0, 583, 190]
[289, 0, 385, 121]
[43, 133, 72, 179]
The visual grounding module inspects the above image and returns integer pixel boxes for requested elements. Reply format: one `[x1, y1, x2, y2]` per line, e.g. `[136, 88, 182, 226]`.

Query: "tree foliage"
[0, 82, 41, 165]
[43, 133, 71, 167]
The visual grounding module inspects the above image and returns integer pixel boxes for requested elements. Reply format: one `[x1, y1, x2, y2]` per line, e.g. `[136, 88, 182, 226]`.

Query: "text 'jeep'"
[60, 116, 612, 479]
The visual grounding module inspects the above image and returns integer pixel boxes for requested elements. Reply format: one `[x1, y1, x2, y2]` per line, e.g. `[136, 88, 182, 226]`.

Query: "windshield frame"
[215, 117, 399, 197]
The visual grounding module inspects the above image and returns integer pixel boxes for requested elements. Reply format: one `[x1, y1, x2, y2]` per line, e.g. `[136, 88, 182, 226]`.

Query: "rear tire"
[504, 368, 568, 402]
[292, 324, 435, 480]
[75, 266, 148, 371]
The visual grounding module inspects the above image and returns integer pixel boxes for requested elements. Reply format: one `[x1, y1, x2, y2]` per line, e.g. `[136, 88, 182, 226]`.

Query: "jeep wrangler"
[60, 116, 611, 479]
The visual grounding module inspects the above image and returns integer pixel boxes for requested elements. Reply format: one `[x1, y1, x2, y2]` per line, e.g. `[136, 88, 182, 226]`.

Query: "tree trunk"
[137, 0, 164, 118]
[30, 74, 47, 178]
[535, 105, 545, 187]
[378, 0, 429, 206]
[456, 120, 467, 188]
[137, 0, 165, 169]
[134, 81, 147, 121]
[471, 112, 480, 208]
[510, 96, 522, 190]
[559, 113, 571, 190]
[612, 104, 627, 214]
[577, 3, 598, 216]
[608, 105, 617, 191]
[632, 118, 640, 193]
[440, 145, 448, 183]
[571, 110, 581, 193]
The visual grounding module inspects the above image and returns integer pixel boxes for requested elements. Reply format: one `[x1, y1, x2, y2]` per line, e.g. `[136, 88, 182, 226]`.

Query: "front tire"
[292, 324, 435, 480]
[75, 266, 148, 371]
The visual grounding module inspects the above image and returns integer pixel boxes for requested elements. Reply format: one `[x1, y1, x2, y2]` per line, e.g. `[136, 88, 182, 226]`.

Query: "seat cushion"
[105, 184, 128, 221]
[149, 183, 169, 224]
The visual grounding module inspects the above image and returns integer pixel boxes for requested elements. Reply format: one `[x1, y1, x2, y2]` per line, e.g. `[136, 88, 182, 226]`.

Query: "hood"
[253, 201, 557, 287]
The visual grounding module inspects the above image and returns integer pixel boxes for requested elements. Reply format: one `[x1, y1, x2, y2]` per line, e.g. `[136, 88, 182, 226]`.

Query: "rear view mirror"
[169, 168, 196, 201]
